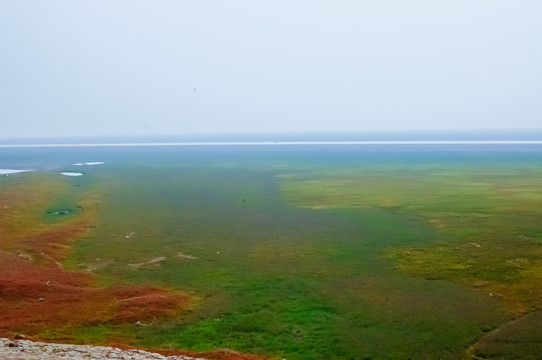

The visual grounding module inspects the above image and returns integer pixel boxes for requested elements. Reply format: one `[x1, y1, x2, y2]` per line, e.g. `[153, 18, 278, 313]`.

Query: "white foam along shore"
[0, 169, 34, 175]
[60, 172, 84, 177]
[72, 161, 105, 166]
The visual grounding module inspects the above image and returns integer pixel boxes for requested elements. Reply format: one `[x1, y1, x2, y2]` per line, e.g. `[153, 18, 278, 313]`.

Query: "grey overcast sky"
[1, 1, 541, 138]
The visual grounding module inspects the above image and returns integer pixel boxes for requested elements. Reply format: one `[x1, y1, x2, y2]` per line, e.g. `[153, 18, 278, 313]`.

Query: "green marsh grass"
[5, 147, 540, 359]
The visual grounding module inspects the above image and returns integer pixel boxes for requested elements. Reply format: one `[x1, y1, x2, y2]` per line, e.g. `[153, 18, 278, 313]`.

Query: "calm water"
[2, 131, 542, 171]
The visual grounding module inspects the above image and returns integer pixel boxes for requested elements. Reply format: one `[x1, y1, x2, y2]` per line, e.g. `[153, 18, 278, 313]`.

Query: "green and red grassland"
[1, 149, 541, 359]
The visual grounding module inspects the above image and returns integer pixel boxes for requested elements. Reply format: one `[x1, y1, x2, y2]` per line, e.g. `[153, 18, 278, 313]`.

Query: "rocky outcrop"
[0, 338, 206, 360]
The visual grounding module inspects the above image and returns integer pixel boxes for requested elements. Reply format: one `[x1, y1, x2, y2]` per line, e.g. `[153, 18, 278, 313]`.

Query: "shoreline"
[1, 140, 542, 148]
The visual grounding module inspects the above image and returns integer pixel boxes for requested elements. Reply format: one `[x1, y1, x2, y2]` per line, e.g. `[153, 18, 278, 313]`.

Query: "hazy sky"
[1, 1, 541, 138]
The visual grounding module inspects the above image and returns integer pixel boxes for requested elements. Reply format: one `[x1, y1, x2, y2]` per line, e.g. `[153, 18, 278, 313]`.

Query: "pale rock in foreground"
[0, 338, 206, 360]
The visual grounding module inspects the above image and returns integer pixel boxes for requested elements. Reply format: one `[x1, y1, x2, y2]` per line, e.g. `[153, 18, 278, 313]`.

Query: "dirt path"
[465, 311, 542, 359]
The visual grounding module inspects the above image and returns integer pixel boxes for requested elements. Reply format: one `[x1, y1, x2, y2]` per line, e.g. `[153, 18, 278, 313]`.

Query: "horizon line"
[2, 140, 542, 148]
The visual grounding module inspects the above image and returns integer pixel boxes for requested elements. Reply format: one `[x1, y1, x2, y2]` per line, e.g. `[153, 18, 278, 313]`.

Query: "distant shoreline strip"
[1, 141, 542, 148]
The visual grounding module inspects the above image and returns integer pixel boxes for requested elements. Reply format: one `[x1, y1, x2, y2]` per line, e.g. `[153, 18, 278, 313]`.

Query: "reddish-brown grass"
[0, 235, 190, 337]
[0, 178, 189, 336]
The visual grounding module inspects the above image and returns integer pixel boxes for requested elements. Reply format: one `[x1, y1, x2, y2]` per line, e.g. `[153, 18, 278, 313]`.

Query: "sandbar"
[72, 161, 105, 166]
[0, 169, 34, 175]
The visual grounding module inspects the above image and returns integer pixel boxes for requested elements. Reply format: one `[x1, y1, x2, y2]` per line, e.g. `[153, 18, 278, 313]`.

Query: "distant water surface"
[1, 132, 542, 172]
[1, 129, 542, 146]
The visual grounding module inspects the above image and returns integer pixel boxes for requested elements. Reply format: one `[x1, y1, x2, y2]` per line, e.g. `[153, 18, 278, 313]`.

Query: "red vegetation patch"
[104, 343, 270, 360]
[187, 349, 269, 360]
[0, 182, 189, 338]
[112, 287, 187, 323]
[17, 221, 89, 262]
[0, 251, 189, 336]
[168, 349, 269, 360]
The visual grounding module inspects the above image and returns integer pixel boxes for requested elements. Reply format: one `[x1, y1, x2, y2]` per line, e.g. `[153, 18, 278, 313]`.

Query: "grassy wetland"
[1, 144, 542, 359]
